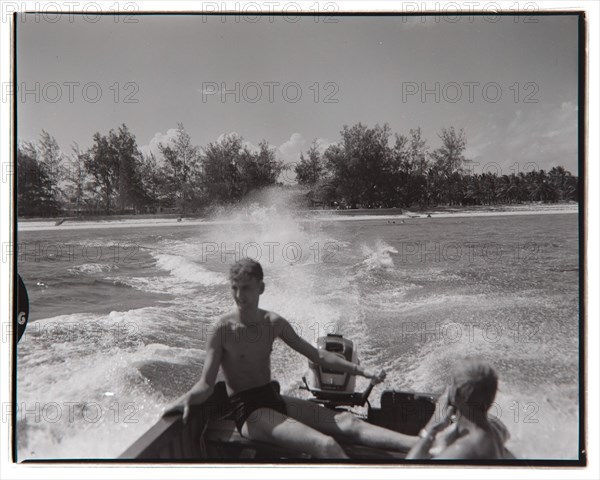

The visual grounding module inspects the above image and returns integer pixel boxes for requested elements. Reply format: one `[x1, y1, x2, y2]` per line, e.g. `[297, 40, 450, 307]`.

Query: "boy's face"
[230, 275, 264, 311]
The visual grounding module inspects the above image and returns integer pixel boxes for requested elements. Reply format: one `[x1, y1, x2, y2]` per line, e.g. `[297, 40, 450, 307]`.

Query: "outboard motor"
[301, 334, 374, 407]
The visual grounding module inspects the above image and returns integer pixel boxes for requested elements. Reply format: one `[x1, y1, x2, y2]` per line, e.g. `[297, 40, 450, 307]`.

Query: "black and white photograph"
[3, 0, 596, 474]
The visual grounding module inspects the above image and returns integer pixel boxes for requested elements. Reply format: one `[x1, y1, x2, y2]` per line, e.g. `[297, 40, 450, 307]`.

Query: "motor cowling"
[306, 334, 358, 400]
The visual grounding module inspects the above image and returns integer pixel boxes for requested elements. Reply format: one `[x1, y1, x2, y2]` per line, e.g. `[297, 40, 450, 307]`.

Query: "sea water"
[16, 200, 579, 460]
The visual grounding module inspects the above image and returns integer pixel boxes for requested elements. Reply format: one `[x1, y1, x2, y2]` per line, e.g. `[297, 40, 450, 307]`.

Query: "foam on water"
[196, 194, 342, 270]
[17, 305, 212, 459]
[376, 288, 579, 459]
[108, 275, 197, 296]
[68, 263, 120, 275]
[154, 253, 228, 285]
[359, 240, 398, 271]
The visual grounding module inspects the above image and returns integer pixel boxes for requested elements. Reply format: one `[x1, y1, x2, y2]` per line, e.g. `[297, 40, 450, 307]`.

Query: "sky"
[16, 13, 580, 176]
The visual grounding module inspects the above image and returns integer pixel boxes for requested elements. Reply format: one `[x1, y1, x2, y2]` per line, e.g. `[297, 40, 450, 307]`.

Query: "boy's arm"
[163, 321, 223, 422]
[275, 316, 385, 383]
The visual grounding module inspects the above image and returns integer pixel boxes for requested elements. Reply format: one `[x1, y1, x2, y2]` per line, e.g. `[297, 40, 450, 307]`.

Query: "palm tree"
[528, 170, 559, 202]
[464, 174, 482, 205]
[548, 166, 573, 201]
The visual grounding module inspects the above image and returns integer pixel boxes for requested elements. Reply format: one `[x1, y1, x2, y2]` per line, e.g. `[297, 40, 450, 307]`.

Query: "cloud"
[504, 102, 577, 170]
[465, 102, 578, 175]
[214, 132, 268, 154]
[312, 137, 335, 153]
[140, 129, 179, 163]
[210, 132, 335, 184]
[278, 133, 308, 165]
[213, 132, 333, 167]
[141, 131, 336, 184]
[277, 133, 334, 184]
[277, 133, 334, 166]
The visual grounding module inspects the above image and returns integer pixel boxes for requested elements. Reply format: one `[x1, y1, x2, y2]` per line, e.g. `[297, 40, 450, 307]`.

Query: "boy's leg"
[240, 407, 349, 459]
[281, 395, 418, 452]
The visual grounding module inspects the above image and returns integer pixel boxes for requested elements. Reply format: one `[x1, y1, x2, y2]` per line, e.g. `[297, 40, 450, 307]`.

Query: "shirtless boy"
[406, 360, 513, 460]
[165, 258, 417, 458]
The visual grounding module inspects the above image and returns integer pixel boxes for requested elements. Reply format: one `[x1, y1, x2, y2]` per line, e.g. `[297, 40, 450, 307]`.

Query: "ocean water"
[16, 203, 579, 460]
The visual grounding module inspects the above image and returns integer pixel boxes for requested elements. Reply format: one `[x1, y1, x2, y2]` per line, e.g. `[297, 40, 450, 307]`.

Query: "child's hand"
[367, 369, 387, 384]
[182, 390, 211, 423]
[162, 401, 184, 418]
[426, 386, 455, 434]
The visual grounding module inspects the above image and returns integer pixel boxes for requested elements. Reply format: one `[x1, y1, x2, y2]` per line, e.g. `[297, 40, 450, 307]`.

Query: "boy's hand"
[162, 395, 197, 424]
[182, 391, 211, 423]
[162, 401, 184, 418]
[364, 368, 387, 384]
[182, 398, 192, 424]
[162, 392, 199, 423]
[425, 386, 455, 435]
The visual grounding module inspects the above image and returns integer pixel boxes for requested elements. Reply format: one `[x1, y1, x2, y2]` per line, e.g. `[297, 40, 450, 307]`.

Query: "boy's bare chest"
[222, 323, 276, 360]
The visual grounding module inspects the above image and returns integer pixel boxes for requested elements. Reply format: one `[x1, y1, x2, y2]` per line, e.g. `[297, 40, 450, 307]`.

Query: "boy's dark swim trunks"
[225, 382, 287, 434]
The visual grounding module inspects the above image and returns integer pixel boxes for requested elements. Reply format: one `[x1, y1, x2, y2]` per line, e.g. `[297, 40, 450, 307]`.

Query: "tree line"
[17, 124, 283, 217]
[295, 123, 578, 208]
[17, 122, 578, 217]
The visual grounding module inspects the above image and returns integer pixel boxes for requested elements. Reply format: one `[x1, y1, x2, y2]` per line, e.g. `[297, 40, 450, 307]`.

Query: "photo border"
[1, 1, 598, 479]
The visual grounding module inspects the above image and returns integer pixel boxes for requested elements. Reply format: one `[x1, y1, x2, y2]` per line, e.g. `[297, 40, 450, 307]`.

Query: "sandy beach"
[18, 203, 578, 232]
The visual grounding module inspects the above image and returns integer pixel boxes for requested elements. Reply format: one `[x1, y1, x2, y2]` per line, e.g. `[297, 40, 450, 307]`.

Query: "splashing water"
[360, 240, 399, 271]
[17, 189, 579, 459]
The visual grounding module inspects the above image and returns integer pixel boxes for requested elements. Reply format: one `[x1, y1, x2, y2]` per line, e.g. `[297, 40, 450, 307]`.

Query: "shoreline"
[17, 202, 578, 232]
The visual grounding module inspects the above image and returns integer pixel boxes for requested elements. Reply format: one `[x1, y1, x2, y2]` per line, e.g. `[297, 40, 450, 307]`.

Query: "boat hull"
[119, 382, 437, 460]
